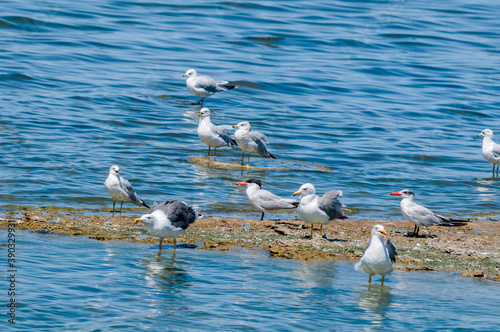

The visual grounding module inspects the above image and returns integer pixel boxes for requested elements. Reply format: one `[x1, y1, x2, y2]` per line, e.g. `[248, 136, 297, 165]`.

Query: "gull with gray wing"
[355, 224, 397, 285]
[233, 121, 275, 166]
[104, 165, 150, 216]
[135, 200, 197, 250]
[477, 129, 500, 176]
[197, 107, 237, 157]
[293, 183, 347, 238]
[183, 69, 237, 105]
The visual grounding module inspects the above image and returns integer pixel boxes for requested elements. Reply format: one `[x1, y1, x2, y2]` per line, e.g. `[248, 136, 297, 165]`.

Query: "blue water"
[1, 0, 500, 220]
[1, 229, 498, 331]
[1, 1, 500, 329]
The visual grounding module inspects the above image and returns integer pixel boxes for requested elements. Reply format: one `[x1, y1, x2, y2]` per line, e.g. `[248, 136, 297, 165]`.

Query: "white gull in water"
[389, 189, 468, 237]
[476, 129, 500, 176]
[104, 165, 149, 216]
[135, 200, 197, 250]
[183, 69, 237, 105]
[236, 179, 298, 220]
[233, 121, 275, 166]
[293, 183, 347, 238]
[355, 225, 397, 285]
[197, 108, 236, 157]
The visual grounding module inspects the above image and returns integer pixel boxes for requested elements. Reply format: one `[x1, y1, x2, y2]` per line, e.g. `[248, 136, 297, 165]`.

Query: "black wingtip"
[292, 202, 299, 208]
[339, 215, 348, 220]
[142, 201, 150, 209]
[268, 153, 276, 159]
[225, 85, 238, 90]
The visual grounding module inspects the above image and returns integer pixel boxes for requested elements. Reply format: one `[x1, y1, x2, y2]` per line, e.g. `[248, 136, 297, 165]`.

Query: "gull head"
[233, 121, 251, 130]
[198, 107, 211, 118]
[183, 69, 197, 78]
[293, 183, 316, 197]
[109, 165, 120, 175]
[135, 214, 154, 225]
[477, 128, 493, 138]
[372, 224, 387, 238]
[389, 189, 415, 200]
[236, 179, 261, 188]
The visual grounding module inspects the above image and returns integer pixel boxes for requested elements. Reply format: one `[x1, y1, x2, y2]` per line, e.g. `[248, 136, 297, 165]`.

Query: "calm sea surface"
[1, 0, 500, 220]
[1, 1, 500, 329]
[1, 229, 499, 331]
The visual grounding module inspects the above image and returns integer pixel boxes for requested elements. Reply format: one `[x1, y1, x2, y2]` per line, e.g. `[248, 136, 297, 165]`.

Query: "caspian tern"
[236, 179, 298, 220]
[389, 189, 468, 237]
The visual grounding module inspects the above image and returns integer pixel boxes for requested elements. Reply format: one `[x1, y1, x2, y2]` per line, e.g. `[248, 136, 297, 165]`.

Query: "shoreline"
[1, 207, 499, 282]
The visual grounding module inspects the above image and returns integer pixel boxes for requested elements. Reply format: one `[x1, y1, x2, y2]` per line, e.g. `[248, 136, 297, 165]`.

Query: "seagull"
[104, 165, 150, 216]
[389, 189, 469, 237]
[233, 121, 275, 166]
[183, 69, 237, 105]
[197, 108, 237, 157]
[293, 183, 347, 238]
[476, 129, 500, 176]
[236, 179, 298, 220]
[355, 225, 397, 285]
[135, 200, 197, 250]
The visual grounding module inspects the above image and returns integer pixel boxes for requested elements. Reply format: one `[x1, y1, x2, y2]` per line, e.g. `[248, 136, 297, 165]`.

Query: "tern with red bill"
[389, 189, 468, 237]
[236, 179, 298, 220]
[355, 225, 397, 285]
[293, 183, 347, 238]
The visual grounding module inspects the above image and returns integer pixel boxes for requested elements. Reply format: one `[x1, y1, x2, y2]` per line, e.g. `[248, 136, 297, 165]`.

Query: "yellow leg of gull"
[369, 275, 372, 285]
[310, 224, 314, 238]
[381, 276, 385, 286]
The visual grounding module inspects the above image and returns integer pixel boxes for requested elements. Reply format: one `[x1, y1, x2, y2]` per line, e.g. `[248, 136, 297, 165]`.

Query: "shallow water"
[1, 0, 500, 220]
[1, 229, 498, 330]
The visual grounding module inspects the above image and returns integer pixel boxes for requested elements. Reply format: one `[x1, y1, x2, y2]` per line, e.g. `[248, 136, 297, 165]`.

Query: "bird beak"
[292, 191, 302, 196]
[134, 218, 142, 223]
[476, 133, 482, 137]
[183, 74, 187, 77]
[389, 192, 402, 196]
[236, 182, 247, 186]
[232, 125, 238, 128]
[197, 111, 203, 117]
[378, 230, 387, 238]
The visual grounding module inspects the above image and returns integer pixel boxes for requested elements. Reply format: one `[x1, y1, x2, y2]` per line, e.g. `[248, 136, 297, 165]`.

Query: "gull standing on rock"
[476, 129, 500, 176]
[233, 121, 275, 166]
[183, 69, 237, 105]
[104, 165, 150, 216]
[135, 200, 197, 250]
[355, 225, 397, 285]
[197, 108, 237, 157]
[236, 179, 298, 220]
[293, 183, 347, 238]
[389, 189, 468, 237]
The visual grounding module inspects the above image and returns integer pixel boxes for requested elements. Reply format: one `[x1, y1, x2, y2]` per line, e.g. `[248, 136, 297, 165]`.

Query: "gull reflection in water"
[143, 251, 191, 291]
[357, 285, 392, 327]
